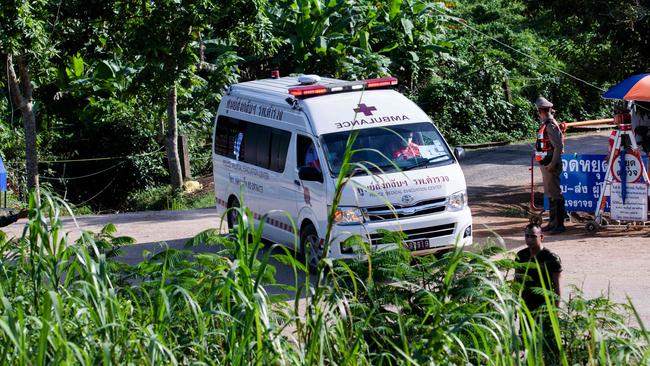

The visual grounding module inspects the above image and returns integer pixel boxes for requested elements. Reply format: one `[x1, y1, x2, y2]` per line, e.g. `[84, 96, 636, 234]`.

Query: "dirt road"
[3, 130, 649, 323]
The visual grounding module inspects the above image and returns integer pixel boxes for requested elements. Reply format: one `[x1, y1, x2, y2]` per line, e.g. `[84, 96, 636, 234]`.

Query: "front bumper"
[327, 206, 472, 259]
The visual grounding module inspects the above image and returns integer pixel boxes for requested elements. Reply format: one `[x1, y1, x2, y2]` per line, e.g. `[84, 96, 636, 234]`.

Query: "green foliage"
[2, 0, 650, 209]
[525, 0, 650, 82]
[0, 0, 57, 70]
[125, 185, 216, 212]
[126, 186, 183, 212]
[417, 63, 535, 144]
[267, 0, 452, 82]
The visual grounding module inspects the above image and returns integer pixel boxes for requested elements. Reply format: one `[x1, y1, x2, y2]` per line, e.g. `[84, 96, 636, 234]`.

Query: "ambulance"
[212, 74, 472, 270]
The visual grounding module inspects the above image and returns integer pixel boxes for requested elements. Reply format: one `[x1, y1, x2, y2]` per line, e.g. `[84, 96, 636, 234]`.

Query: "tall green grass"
[0, 191, 647, 364]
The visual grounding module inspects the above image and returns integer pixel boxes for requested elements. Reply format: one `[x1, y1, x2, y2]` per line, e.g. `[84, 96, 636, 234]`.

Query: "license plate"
[405, 239, 430, 251]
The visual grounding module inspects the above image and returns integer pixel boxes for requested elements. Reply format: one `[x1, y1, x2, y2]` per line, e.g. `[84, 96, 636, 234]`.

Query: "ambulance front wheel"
[585, 220, 599, 234]
[227, 197, 241, 230]
[300, 223, 322, 274]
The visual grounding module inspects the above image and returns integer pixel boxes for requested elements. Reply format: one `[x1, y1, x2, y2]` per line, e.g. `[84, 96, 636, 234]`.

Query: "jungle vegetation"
[1, 0, 648, 209]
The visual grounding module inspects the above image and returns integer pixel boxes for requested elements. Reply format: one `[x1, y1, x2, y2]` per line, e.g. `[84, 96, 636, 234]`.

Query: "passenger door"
[290, 134, 327, 246]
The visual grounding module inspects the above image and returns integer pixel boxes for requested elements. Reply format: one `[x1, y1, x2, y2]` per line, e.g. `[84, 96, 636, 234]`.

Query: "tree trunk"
[5, 54, 40, 198]
[503, 74, 512, 104]
[165, 84, 183, 189]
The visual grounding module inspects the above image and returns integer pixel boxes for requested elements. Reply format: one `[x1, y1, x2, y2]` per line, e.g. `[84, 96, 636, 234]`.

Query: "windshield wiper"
[402, 156, 449, 171]
[345, 164, 394, 176]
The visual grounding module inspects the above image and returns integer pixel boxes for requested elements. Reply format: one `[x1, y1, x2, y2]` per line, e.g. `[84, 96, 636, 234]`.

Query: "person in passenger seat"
[392, 132, 421, 160]
[304, 141, 321, 171]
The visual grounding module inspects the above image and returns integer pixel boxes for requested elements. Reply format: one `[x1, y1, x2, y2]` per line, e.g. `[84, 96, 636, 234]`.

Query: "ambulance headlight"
[333, 207, 365, 225]
[447, 190, 467, 211]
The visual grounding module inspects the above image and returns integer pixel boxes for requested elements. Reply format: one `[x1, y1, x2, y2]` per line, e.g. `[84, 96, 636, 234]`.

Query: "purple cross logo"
[354, 103, 377, 116]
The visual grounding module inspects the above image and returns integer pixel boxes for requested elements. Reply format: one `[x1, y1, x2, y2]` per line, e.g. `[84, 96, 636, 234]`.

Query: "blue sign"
[560, 154, 609, 213]
[0, 156, 6, 193]
[543, 154, 648, 213]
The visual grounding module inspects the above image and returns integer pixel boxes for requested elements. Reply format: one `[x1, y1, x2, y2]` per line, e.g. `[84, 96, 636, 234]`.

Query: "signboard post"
[588, 123, 650, 232]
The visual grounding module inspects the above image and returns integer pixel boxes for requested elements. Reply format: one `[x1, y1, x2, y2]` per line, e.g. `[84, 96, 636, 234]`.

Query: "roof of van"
[230, 76, 346, 100]
[301, 90, 431, 135]
[227, 76, 432, 135]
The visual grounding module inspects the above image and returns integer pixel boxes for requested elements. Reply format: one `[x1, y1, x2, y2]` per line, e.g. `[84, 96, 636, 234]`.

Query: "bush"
[125, 184, 215, 212]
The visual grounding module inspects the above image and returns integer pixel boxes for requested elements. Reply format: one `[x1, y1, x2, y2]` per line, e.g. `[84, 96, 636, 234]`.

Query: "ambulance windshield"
[321, 122, 453, 176]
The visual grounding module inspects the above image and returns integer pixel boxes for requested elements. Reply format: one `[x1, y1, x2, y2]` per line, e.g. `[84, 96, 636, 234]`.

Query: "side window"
[297, 135, 321, 172]
[243, 124, 271, 168]
[214, 115, 290, 172]
[270, 129, 291, 172]
[214, 116, 246, 160]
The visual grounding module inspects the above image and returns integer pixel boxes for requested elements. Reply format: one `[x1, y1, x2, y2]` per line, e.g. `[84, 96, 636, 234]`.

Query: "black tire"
[585, 220, 599, 234]
[227, 197, 240, 230]
[300, 224, 322, 274]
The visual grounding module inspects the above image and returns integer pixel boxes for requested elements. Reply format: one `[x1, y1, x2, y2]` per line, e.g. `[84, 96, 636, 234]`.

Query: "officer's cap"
[535, 96, 553, 109]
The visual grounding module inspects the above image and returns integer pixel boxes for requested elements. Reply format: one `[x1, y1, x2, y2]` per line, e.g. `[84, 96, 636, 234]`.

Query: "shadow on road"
[74, 207, 220, 226]
[116, 236, 317, 297]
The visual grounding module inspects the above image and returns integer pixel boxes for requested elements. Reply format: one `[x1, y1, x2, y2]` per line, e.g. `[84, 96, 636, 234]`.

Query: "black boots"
[542, 198, 556, 232]
[543, 198, 566, 234]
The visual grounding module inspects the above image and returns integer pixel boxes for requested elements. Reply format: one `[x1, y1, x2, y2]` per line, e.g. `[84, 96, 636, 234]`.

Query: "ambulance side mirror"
[299, 166, 323, 183]
[453, 147, 465, 161]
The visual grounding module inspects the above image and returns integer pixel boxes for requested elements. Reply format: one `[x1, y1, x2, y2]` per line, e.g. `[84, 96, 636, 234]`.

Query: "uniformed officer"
[534, 96, 565, 234]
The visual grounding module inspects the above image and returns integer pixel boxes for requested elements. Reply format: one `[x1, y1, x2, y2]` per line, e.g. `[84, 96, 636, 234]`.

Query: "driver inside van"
[304, 141, 321, 171]
[392, 132, 421, 160]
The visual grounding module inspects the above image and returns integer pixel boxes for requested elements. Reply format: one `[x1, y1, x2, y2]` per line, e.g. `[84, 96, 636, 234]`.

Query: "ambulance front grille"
[368, 223, 456, 246]
[363, 197, 446, 221]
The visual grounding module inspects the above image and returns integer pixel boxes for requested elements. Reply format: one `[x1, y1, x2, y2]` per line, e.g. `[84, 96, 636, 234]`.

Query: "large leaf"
[378, 42, 399, 53]
[316, 36, 328, 55]
[359, 30, 370, 52]
[69, 54, 84, 78]
[389, 0, 403, 21]
[401, 18, 414, 42]
[93, 60, 116, 80]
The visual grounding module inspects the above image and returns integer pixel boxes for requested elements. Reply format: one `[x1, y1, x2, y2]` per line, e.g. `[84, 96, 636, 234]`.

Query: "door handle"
[294, 179, 301, 186]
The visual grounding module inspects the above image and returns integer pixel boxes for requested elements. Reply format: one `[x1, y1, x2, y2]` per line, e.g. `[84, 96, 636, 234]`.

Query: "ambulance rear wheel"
[585, 220, 599, 234]
[300, 224, 322, 274]
[227, 197, 241, 230]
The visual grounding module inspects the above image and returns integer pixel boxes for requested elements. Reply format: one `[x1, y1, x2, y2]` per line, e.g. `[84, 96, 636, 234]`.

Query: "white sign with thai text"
[611, 183, 648, 221]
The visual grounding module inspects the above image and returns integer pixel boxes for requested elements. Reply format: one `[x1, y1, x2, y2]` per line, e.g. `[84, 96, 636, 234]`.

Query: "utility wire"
[75, 175, 118, 206]
[39, 146, 164, 164]
[39, 161, 126, 181]
[432, 6, 606, 92]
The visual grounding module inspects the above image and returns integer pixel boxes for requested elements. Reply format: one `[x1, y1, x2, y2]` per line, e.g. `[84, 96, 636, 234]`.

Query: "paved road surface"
[462, 130, 611, 194]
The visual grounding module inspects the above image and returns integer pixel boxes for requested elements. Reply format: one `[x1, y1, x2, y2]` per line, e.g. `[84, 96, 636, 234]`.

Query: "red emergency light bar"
[288, 76, 398, 98]
[366, 77, 399, 88]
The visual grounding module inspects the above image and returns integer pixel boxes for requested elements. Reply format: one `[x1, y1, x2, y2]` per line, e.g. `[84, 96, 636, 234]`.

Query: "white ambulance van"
[212, 75, 472, 269]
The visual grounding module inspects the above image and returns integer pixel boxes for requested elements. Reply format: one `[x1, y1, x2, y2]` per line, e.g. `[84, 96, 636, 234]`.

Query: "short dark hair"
[526, 222, 542, 232]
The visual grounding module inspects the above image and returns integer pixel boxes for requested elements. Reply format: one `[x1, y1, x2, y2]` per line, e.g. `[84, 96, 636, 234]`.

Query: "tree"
[523, 0, 650, 114]
[0, 0, 58, 196]
[116, 0, 263, 189]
